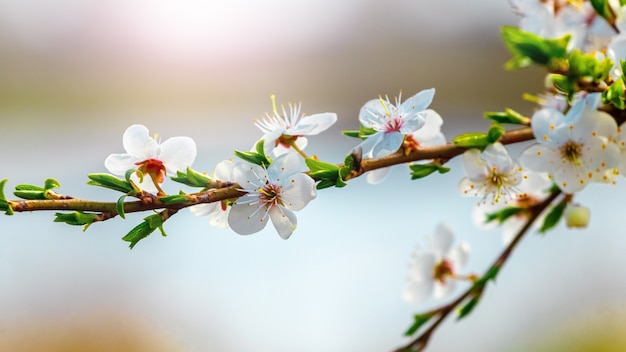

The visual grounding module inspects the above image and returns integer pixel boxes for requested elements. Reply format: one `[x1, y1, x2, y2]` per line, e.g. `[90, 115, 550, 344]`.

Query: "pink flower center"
[135, 158, 166, 183]
[433, 259, 455, 284]
[385, 117, 404, 133]
[258, 183, 283, 207]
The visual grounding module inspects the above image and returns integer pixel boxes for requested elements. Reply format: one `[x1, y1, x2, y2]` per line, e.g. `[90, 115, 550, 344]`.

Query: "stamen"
[378, 96, 392, 116]
[271, 94, 279, 117]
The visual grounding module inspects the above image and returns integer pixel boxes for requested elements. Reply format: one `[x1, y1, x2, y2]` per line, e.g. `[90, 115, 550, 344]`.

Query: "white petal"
[209, 206, 230, 229]
[228, 201, 268, 235]
[462, 149, 489, 182]
[433, 280, 456, 299]
[122, 124, 159, 160]
[357, 132, 385, 158]
[408, 252, 437, 281]
[447, 242, 471, 269]
[214, 159, 236, 180]
[159, 136, 197, 174]
[269, 206, 297, 239]
[531, 108, 567, 148]
[231, 163, 266, 190]
[401, 88, 435, 114]
[411, 110, 445, 145]
[403, 280, 434, 304]
[366, 167, 391, 184]
[287, 113, 337, 135]
[359, 99, 387, 129]
[482, 143, 515, 173]
[372, 132, 403, 158]
[104, 153, 140, 175]
[262, 130, 283, 156]
[190, 203, 213, 216]
[432, 223, 454, 257]
[279, 173, 317, 211]
[458, 177, 480, 197]
[268, 152, 306, 181]
[520, 144, 560, 173]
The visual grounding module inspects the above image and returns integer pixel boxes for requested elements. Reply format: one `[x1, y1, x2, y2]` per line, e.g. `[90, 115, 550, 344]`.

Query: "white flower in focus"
[190, 159, 238, 229]
[459, 143, 526, 204]
[228, 152, 317, 239]
[105, 124, 197, 193]
[520, 100, 620, 193]
[357, 88, 436, 159]
[255, 95, 337, 157]
[472, 170, 552, 245]
[403, 223, 471, 304]
[366, 109, 446, 184]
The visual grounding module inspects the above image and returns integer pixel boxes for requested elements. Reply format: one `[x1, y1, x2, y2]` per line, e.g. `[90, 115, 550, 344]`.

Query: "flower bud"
[565, 204, 590, 229]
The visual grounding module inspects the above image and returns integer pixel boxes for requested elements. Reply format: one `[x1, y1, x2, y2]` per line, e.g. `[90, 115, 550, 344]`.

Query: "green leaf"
[590, 0, 615, 24]
[484, 206, 524, 224]
[404, 313, 433, 337]
[170, 167, 213, 188]
[234, 140, 272, 166]
[122, 213, 165, 249]
[540, 200, 567, 233]
[116, 195, 127, 219]
[452, 132, 490, 148]
[44, 178, 61, 190]
[568, 49, 613, 82]
[87, 173, 134, 194]
[306, 158, 340, 178]
[14, 184, 46, 200]
[602, 78, 626, 110]
[54, 211, 99, 231]
[341, 125, 377, 139]
[159, 193, 193, 205]
[409, 163, 450, 180]
[457, 294, 482, 320]
[476, 266, 501, 287]
[0, 179, 13, 215]
[487, 123, 505, 143]
[316, 179, 336, 190]
[501, 26, 570, 70]
[551, 74, 576, 98]
[484, 108, 529, 125]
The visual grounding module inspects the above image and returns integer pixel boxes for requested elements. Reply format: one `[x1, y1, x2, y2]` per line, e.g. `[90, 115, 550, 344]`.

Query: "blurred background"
[2, 0, 626, 351]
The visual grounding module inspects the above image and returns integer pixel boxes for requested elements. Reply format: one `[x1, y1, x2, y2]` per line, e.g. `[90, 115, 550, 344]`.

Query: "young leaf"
[341, 125, 377, 139]
[457, 294, 482, 320]
[409, 163, 450, 180]
[54, 211, 99, 231]
[171, 167, 213, 188]
[487, 123, 505, 143]
[404, 313, 433, 337]
[452, 132, 490, 148]
[602, 78, 626, 110]
[14, 184, 46, 200]
[540, 200, 567, 233]
[44, 178, 61, 190]
[116, 195, 127, 219]
[484, 109, 530, 125]
[0, 178, 13, 215]
[87, 173, 134, 194]
[484, 206, 524, 224]
[122, 213, 165, 249]
[501, 26, 570, 70]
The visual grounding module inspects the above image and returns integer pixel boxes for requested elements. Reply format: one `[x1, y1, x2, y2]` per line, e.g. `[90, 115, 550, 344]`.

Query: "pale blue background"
[1, 1, 626, 351]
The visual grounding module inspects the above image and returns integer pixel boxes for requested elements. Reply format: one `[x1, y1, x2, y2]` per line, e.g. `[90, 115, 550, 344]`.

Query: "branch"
[394, 188, 562, 352]
[5, 127, 535, 215]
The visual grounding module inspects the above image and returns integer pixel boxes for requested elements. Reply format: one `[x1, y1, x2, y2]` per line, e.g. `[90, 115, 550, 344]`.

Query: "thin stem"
[394, 188, 562, 352]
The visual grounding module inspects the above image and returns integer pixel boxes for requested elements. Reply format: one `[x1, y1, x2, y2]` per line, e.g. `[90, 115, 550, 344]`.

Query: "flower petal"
[357, 132, 385, 158]
[401, 88, 435, 115]
[159, 136, 197, 174]
[447, 241, 471, 269]
[520, 144, 560, 173]
[462, 149, 489, 182]
[228, 200, 268, 235]
[403, 280, 434, 304]
[104, 153, 140, 175]
[287, 113, 337, 135]
[280, 173, 317, 211]
[432, 223, 454, 257]
[269, 206, 298, 239]
[122, 124, 159, 160]
[366, 167, 391, 184]
[372, 132, 403, 158]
